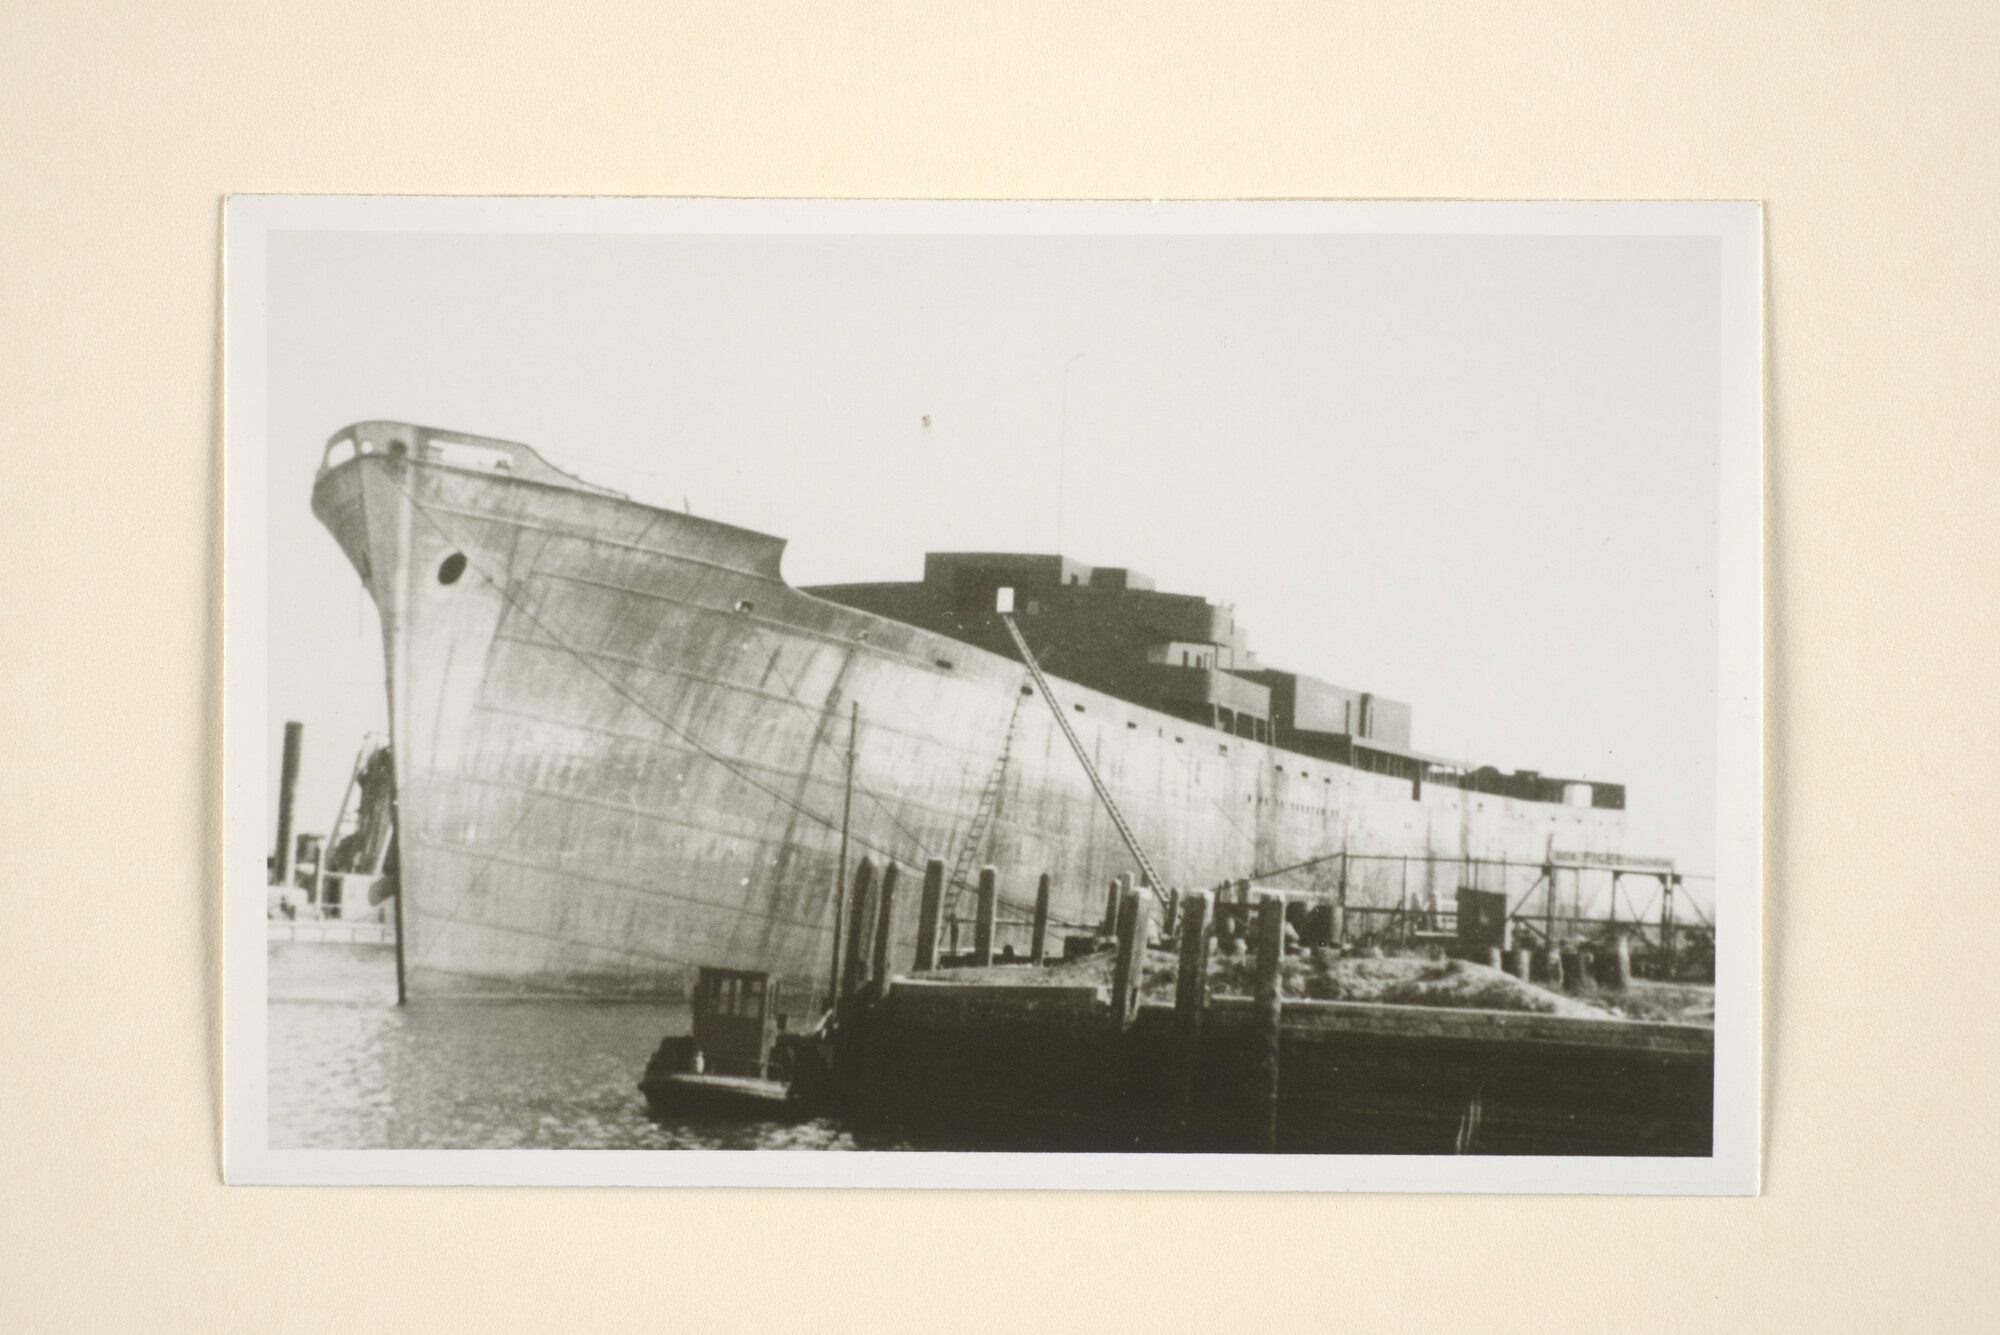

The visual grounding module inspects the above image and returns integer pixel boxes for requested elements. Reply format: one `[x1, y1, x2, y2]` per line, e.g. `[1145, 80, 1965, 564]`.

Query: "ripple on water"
[266, 942, 877, 1151]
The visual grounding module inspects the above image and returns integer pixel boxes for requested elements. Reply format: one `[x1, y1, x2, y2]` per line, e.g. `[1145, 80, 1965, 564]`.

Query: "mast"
[826, 701, 858, 1012]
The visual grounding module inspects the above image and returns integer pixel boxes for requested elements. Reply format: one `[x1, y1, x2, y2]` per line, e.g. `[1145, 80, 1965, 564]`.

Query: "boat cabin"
[691, 967, 783, 1079]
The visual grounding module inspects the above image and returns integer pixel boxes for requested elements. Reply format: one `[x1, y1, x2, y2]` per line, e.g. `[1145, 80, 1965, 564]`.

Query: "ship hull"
[313, 449, 1626, 1003]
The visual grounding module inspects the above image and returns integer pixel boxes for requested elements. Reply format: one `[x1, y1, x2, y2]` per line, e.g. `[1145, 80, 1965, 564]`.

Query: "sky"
[265, 226, 1722, 889]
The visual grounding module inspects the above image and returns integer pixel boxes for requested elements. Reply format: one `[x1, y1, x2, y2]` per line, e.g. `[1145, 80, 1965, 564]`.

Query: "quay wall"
[832, 987, 1713, 1155]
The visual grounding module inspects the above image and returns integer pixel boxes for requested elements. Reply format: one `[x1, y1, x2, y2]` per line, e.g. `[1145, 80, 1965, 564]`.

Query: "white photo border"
[223, 196, 1762, 1192]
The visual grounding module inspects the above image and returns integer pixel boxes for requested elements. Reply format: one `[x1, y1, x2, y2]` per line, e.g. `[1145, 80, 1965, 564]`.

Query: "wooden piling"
[1102, 878, 1122, 934]
[1543, 946, 1565, 990]
[973, 865, 998, 966]
[841, 858, 877, 1002]
[1334, 851, 1348, 945]
[273, 721, 303, 886]
[871, 862, 901, 987]
[1030, 873, 1052, 966]
[1511, 946, 1533, 980]
[1173, 890, 1213, 1122]
[1111, 888, 1151, 1027]
[1399, 856, 1412, 947]
[1252, 894, 1286, 1151]
[914, 858, 944, 971]
[1660, 875, 1677, 975]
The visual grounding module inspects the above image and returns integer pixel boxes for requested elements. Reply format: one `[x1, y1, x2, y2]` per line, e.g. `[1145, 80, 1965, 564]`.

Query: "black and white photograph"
[223, 197, 1760, 1190]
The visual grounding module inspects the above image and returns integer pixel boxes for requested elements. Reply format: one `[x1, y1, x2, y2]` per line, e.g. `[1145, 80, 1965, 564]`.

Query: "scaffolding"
[1231, 847, 1714, 979]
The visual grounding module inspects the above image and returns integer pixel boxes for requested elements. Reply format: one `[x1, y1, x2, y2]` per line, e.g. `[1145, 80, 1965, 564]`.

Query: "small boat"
[639, 967, 807, 1121]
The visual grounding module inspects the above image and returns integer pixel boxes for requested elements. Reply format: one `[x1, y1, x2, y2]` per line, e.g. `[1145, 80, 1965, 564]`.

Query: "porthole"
[437, 552, 467, 585]
[735, 599, 755, 614]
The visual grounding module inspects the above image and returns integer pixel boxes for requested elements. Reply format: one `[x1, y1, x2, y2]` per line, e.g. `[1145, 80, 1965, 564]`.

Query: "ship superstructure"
[809, 554, 1622, 810]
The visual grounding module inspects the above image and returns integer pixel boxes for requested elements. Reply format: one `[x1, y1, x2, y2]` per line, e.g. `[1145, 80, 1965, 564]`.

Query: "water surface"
[268, 941, 866, 1150]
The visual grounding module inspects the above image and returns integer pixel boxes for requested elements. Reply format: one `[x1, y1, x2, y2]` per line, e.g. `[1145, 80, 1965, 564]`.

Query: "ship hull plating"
[313, 448, 1626, 1001]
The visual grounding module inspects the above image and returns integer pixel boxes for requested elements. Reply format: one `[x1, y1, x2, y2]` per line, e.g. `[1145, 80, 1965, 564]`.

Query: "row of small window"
[698, 974, 767, 1018]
